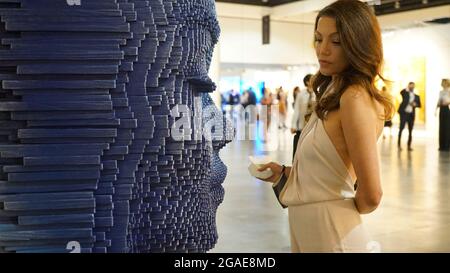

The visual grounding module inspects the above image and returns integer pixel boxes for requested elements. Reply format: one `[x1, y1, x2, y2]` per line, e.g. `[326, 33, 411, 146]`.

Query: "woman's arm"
[340, 86, 383, 214]
[436, 92, 444, 115]
[437, 92, 444, 108]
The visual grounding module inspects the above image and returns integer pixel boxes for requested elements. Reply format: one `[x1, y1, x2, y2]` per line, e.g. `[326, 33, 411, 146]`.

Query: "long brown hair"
[312, 0, 394, 120]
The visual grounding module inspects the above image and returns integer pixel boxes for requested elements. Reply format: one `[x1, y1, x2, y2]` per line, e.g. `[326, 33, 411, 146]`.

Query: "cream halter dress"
[275, 87, 374, 253]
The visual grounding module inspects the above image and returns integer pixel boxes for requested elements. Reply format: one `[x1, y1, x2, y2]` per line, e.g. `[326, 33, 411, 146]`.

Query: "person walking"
[397, 82, 421, 151]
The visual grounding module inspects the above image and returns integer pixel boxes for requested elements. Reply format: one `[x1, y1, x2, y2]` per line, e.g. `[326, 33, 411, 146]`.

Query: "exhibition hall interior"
[0, 0, 449, 253]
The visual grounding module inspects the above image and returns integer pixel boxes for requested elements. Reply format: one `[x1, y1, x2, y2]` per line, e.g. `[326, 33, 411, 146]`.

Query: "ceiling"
[216, 0, 450, 15]
[373, 0, 450, 16]
[215, 0, 304, 7]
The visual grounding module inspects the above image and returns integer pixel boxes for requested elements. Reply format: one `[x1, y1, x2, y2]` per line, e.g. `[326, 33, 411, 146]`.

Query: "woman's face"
[314, 16, 349, 77]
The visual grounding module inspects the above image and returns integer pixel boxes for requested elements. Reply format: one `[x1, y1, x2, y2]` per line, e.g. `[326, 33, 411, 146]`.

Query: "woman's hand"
[257, 162, 284, 183]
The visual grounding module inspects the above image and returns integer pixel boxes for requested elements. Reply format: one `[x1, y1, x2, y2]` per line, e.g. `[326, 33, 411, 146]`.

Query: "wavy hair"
[312, 0, 394, 120]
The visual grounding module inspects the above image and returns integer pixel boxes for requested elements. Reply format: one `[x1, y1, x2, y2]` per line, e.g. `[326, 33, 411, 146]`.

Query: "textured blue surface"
[0, 0, 232, 253]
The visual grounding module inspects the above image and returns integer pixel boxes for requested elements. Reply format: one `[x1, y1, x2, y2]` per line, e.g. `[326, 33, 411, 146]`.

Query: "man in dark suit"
[398, 82, 421, 151]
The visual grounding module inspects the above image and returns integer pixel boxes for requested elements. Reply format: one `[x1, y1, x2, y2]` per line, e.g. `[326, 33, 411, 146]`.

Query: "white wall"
[217, 16, 317, 65]
[210, 16, 318, 107]
[210, 40, 221, 107]
[383, 24, 450, 132]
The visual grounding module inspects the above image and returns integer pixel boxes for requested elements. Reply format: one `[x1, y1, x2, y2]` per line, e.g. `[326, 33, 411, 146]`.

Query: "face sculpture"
[0, 0, 232, 253]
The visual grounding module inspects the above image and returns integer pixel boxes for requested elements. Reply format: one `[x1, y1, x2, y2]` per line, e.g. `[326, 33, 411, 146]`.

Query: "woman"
[261, 87, 273, 140]
[436, 79, 450, 151]
[277, 87, 288, 129]
[258, 0, 394, 252]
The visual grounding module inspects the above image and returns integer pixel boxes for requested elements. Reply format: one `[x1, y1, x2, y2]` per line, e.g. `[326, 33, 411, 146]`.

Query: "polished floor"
[211, 124, 450, 253]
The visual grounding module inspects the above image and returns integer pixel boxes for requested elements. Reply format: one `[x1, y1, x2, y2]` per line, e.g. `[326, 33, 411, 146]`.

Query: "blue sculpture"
[0, 0, 232, 253]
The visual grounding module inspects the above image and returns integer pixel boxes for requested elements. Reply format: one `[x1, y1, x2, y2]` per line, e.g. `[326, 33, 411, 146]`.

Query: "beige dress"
[275, 111, 373, 253]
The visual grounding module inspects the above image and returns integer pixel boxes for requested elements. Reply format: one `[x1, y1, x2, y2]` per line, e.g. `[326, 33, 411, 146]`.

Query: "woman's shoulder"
[340, 84, 371, 104]
[340, 84, 383, 115]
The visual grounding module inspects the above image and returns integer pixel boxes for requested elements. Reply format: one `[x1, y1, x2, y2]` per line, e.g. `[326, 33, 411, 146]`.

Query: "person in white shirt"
[436, 78, 450, 151]
[397, 82, 421, 151]
[291, 74, 316, 159]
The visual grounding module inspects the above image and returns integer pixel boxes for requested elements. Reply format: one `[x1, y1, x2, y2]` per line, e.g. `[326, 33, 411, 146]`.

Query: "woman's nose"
[319, 41, 331, 56]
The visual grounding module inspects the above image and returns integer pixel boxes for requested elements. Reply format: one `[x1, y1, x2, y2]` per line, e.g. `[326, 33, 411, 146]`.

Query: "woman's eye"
[332, 41, 341, 45]
[314, 38, 322, 43]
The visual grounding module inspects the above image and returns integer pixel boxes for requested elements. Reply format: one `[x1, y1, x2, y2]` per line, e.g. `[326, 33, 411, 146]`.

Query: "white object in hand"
[248, 155, 273, 180]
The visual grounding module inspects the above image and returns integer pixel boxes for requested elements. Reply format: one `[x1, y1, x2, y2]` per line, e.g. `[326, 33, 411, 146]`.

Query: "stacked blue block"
[0, 0, 233, 253]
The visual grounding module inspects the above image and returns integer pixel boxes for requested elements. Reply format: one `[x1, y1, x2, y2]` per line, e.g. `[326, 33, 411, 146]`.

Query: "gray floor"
[211, 125, 450, 253]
